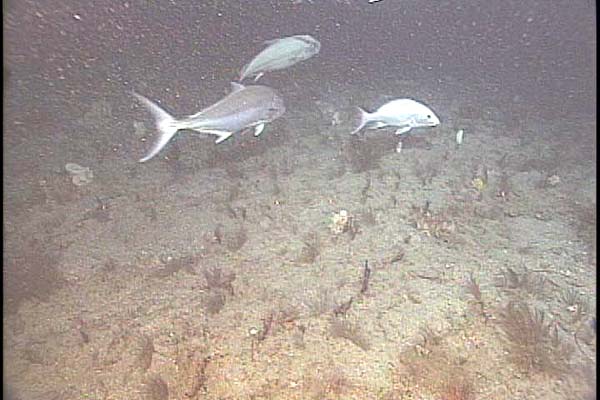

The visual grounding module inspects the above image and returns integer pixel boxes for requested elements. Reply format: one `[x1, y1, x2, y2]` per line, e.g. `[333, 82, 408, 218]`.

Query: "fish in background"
[132, 83, 285, 163]
[239, 34, 321, 82]
[350, 98, 440, 136]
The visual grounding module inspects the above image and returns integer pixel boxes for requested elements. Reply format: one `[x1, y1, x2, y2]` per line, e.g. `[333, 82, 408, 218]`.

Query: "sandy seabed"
[3, 79, 596, 400]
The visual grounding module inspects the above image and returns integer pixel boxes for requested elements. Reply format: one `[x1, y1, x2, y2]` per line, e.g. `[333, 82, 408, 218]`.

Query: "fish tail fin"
[132, 91, 180, 163]
[349, 107, 370, 135]
[239, 64, 249, 82]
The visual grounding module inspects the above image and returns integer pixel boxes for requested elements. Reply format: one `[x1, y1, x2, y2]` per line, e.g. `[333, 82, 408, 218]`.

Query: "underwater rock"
[65, 163, 93, 186]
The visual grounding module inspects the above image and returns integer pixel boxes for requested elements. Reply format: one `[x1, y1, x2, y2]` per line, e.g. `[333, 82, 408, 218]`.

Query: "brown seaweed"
[342, 135, 388, 173]
[495, 265, 548, 299]
[332, 297, 354, 317]
[202, 265, 236, 295]
[329, 317, 371, 351]
[359, 260, 371, 296]
[497, 301, 572, 376]
[139, 375, 169, 400]
[296, 232, 321, 264]
[464, 273, 488, 321]
[560, 287, 591, 323]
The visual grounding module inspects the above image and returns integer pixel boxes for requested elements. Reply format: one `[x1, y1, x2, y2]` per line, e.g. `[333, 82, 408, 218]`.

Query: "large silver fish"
[239, 34, 321, 82]
[350, 98, 440, 136]
[133, 83, 285, 163]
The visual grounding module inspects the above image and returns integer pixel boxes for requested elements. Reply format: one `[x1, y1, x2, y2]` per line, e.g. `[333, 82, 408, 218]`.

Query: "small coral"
[471, 164, 488, 192]
[411, 202, 457, 240]
[329, 209, 353, 234]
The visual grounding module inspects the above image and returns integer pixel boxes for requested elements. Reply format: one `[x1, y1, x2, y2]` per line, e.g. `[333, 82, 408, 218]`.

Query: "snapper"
[350, 98, 440, 136]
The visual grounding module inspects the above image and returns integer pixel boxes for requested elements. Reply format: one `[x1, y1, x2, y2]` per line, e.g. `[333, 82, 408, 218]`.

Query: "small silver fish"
[239, 34, 321, 82]
[350, 98, 440, 135]
[133, 83, 285, 163]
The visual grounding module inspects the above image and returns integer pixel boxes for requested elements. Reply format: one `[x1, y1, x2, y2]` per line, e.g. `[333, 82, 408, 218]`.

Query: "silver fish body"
[240, 34, 321, 81]
[350, 98, 440, 135]
[133, 83, 285, 163]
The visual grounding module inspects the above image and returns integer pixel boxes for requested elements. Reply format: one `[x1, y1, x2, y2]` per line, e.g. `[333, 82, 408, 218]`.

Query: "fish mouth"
[268, 107, 286, 120]
[269, 96, 286, 119]
[427, 116, 441, 127]
[417, 119, 440, 128]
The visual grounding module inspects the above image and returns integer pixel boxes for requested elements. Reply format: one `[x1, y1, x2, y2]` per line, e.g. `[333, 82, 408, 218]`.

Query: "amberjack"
[133, 83, 285, 163]
[239, 34, 321, 82]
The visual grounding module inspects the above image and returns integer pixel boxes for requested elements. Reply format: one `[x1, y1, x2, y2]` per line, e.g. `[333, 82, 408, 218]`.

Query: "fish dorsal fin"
[263, 38, 281, 46]
[230, 82, 245, 93]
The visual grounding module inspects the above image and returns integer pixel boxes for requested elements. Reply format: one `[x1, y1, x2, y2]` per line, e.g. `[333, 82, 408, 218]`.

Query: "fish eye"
[427, 114, 432, 119]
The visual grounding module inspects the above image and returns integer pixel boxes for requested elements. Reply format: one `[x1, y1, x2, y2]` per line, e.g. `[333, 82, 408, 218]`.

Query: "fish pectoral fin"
[191, 128, 227, 135]
[214, 131, 234, 144]
[394, 126, 412, 135]
[230, 82, 245, 93]
[190, 128, 234, 144]
[253, 72, 264, 82]
[253, 123, 266, 137]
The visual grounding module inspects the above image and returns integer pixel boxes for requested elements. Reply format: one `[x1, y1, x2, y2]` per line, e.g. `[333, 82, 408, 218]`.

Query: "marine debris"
[455, 128, 465, 146]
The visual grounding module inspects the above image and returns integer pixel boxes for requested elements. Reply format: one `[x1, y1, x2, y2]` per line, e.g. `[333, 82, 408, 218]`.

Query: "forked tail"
[132, 91, 180, 163]
[349, 107, 370, 135]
